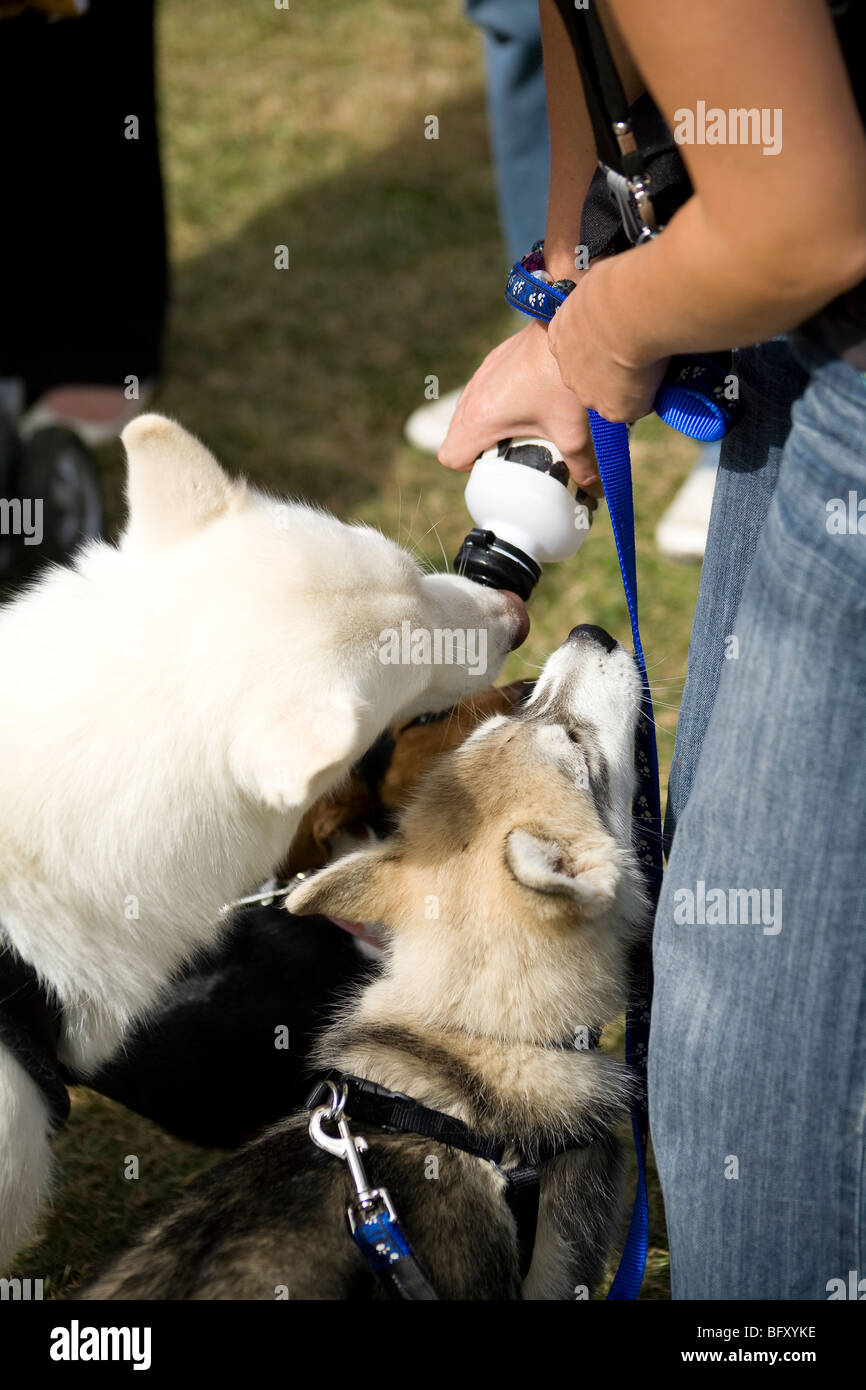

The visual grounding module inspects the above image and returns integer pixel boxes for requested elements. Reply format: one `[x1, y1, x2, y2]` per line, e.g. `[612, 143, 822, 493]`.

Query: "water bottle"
[454, 437, 596, 600]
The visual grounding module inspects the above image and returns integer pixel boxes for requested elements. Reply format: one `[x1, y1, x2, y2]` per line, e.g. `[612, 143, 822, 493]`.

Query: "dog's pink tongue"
[326, 915, 383, 949]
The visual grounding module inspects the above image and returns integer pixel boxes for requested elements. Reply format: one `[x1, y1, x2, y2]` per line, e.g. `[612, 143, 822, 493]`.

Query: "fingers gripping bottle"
[454, 438, 597, 600]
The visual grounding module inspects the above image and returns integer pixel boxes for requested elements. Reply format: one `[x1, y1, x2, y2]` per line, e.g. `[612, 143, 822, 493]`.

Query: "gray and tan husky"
[87, 624, 648, 1301]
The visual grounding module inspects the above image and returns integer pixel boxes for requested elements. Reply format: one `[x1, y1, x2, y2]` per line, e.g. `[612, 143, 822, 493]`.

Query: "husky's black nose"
[567, 623, 617, 653]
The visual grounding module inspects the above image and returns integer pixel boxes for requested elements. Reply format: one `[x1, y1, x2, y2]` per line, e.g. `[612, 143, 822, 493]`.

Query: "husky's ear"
[229, 699, 364, 815]
[506, 828, 619, 917]
[285, 844, 396, 924]
[122, 414, 237, 548]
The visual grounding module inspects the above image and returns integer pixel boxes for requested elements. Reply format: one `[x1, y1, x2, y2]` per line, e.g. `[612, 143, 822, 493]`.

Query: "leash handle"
[588, 411, 662, 1302]
[506, 258, 740, 442]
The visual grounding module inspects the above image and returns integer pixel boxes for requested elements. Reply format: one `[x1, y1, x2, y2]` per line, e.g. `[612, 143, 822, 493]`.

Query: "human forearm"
[539, 0, 596, 282]
[548, 0, 866, 421]
[588, 193, 866, 369]
[540, 0, 644, 282]
[600, 0, 866, 363]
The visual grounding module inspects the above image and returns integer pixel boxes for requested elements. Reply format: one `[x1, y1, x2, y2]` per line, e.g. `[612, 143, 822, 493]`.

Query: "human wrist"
[544, 237, 588, 287]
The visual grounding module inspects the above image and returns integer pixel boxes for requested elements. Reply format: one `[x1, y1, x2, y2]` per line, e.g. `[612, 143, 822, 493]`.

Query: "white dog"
[0, 414, 527, 1269]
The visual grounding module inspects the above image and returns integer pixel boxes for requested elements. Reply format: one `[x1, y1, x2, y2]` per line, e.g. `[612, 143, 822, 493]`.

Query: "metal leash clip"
[219, 871, 307, 918]
[308, 1080, 399, 1238]
[604, 163, 657, 246]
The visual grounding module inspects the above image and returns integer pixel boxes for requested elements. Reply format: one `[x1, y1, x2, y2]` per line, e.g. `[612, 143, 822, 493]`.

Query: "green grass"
[11, 0, 703, 1298]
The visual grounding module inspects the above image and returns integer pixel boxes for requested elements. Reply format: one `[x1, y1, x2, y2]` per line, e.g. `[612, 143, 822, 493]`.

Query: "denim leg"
[464, 0, 550, 261]
[664, 339, 810, 852]
[650, 337, 866, 1298]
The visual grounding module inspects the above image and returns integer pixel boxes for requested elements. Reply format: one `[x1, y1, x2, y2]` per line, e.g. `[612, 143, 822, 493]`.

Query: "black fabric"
[0, 940, 70, 1132]
[809, 277, 866, 371]
[580, 94, 692, 260]
[831, 2, 866, 124]
[0, 0, 168, 401]
[551, 0, 693, 259]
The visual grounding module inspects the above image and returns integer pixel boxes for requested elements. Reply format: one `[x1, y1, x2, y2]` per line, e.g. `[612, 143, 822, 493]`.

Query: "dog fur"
[87, 682, 533, 1148]
[86, 627, 647, 1301]
[0, 414, 526, 1270]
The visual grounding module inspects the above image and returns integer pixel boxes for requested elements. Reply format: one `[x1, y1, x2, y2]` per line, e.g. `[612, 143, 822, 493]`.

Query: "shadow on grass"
[96, 89, 510, 531]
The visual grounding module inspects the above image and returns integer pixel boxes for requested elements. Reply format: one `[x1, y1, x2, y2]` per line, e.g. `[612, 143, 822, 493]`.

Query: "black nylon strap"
[504, 1163, 541, 1280]
[0, 939, 70, 1132]
[308, 1071, 598, 1292]
[307, 1071, 507, 1163]
[553, 0, 642, 177]
[378, 1254, 440, 1301]
[308, 1070, 596, 1166]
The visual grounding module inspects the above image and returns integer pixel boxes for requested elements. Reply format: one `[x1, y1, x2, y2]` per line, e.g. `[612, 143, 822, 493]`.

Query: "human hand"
[438, 319, 601, 492]
[547, 258, 668, 424]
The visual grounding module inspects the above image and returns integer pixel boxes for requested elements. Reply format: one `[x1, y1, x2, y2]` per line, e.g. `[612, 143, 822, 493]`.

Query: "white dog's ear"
[285, 844, 396, 924]
[506, 828, 619, 917]
[229, 699, 364, 815]
[122, 414, 237, 548]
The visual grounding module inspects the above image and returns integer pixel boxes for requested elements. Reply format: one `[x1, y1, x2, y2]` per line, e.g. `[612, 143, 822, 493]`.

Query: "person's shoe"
[404, 387, 464, 455]
[655, 443, 721, 563]
[21, 381, 157, 449]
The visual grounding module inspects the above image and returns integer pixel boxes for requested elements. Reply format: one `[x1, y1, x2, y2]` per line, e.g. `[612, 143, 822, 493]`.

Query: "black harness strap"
[503, 1161, 541, 1279]
[310, 1071, 507, 1161]
[308, 1070, 594, 1284]
[377, 1250, 440, 1302]
[553, 0, 695, 261]
[555, 0, 638, 176]
[0, 938, 70, 1132]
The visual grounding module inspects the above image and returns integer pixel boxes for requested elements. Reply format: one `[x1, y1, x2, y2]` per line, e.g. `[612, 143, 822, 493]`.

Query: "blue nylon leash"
[505, 258, 669, 1300]
[504, 249, 740, 1296]
[588, 410, 663, 1301]
[307, 1081, 440, 1300]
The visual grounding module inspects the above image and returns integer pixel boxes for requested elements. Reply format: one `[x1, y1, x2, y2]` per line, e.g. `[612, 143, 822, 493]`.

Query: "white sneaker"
[655, 444, 720, 563]
[404, 387, 464, 455]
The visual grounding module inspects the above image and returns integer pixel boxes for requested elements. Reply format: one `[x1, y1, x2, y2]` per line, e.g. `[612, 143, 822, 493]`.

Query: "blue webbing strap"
[588, 411, 663, 1302]
[507, 257, 740, 443]
[506, 255, 737, 1297]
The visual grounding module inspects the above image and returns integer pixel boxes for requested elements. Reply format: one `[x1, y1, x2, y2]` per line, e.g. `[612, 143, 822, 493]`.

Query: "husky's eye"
[566, 728, 581, 744]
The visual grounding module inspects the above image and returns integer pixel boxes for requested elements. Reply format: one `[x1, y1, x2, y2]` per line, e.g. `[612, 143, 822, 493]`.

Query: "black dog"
[86, 906, 371, 1148]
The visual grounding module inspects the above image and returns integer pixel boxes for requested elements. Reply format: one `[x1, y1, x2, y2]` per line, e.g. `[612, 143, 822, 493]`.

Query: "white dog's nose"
[500, 590, 530, 649]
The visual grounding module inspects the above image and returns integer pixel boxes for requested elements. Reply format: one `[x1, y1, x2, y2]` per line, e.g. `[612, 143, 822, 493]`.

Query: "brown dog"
[281, 680, 533, 878]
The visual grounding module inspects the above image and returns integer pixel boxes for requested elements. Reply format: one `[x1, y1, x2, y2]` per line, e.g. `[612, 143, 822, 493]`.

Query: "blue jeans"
[650, 328, 866, 1299]
[464, 0, 550, 262]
